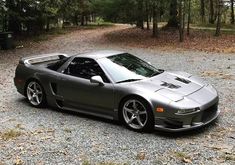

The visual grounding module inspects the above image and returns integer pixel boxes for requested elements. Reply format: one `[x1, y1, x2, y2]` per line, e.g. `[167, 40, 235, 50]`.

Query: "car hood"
[129, 71, 205, 102]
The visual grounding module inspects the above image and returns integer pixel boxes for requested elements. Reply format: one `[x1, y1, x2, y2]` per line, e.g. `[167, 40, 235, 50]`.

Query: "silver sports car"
[14, 50, 220, 132]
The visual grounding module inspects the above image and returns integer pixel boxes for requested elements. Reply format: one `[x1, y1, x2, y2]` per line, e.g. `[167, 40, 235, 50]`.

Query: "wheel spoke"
[33, 83, 37, 90]
[28, 96, 33, 101]
[27, 87, 34, 93]
[133, 100, 137, 110]
[127, 115, 136, 124]
[35, 95, 40, 104]
[136, 116, 144, 127]
[124, 107, 135, 114]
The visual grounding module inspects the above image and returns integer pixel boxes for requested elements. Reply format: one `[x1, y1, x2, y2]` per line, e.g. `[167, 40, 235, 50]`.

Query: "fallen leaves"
[136, 151, 146, 160]
[0, 129, 22, 141]
[14, 157, 24, 165]
[174, 151, 193, 164]
[182, 157, 192, 164]
[201, 71, 234, 80]
[103, 27, 235, 53]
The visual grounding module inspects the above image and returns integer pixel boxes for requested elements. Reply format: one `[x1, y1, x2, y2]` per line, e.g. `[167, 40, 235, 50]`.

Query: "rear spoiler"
[19, 53, 69, 65]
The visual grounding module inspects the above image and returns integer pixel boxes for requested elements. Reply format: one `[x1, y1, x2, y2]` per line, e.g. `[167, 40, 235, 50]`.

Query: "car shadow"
[153, 119, 219, 138]
[17, 97, 121, 126]
[17, 97, 219, 138]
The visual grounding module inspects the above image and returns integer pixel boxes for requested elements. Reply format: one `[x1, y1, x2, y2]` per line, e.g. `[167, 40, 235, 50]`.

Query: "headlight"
[176, 108, 199, 114]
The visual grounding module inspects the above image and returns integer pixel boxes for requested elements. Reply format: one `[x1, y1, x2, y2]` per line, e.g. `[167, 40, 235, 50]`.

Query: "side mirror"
[90, 76, 104, 86]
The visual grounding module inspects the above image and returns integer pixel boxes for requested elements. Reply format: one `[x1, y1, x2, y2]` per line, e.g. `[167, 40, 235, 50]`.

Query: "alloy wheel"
[27, 81, 43, 106]
[122, 99, 148, 130]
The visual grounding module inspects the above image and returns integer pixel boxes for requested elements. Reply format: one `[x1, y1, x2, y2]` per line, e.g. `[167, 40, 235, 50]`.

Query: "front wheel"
[26, 81, 46, 108]
[121, 97, 154, 132]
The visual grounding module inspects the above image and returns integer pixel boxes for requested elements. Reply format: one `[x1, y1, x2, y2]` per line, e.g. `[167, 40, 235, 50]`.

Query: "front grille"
[202, 103, 218, 122]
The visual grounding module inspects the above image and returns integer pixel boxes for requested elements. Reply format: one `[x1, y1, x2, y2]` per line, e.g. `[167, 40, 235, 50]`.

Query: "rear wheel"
[26, 81, 46, 108]
[121, 97, 154, 132]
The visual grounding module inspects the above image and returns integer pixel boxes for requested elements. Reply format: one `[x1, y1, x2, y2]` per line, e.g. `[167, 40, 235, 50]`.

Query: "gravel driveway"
[0, 25, 234, 165]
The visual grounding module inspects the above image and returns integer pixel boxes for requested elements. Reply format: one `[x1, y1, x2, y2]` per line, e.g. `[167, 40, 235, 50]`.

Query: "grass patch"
[175, 151, 187, 158]
[79, 22, 114, 30]
[195, 23, 235, 29]
[0, 129, 22, 141]
[82, 160, 91, 165]
[192, 23, 235, 35]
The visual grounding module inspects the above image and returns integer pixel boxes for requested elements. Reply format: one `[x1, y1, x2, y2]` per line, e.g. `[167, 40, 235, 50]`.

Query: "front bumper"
[154, 101, 220, 132]
[14, 77, 25, 96]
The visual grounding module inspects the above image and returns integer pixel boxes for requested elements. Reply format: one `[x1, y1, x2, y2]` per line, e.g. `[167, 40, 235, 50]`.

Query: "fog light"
[156, 107, 164, 113]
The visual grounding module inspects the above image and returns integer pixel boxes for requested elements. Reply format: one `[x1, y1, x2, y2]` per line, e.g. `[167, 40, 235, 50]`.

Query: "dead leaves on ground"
[174, 151, 193, 164]
[14, 157, 24, 165]
[201, 71, 234, 80]
[136, 151, 146, 160]
[103, 27, 235, 53]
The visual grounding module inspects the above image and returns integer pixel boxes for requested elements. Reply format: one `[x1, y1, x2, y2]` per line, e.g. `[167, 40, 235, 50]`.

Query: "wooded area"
[0, 0, 234, 42]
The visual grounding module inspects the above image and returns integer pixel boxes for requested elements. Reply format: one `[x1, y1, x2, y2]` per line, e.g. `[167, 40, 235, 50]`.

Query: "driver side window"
[64, 57, 110, 83]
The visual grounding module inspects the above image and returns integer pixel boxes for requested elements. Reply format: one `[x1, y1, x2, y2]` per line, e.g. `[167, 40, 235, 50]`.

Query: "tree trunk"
[85, 15, 88, 25]
[187, 0, 191, 35]
[81, 14, 85, 26]
[74, 14, 79, 26]
[167, 0, 178, 27]
[137, 0, 144, 29]
[209, 0, 215, 24]
[200, 0, 205, 23]
[215, 0, 222, 36]
[46, 17, 50, 31]
[6, 0, 21, 33]
[183, 0, 186, 32]
[152, 1, 159, 37]
[145, 0, 150, 30]
[179, 0, 184, 42]
[231, 0, 234, 24]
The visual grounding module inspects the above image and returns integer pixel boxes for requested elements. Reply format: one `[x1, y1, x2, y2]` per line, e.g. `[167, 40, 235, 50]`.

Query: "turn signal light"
[156, 107, 164, 113]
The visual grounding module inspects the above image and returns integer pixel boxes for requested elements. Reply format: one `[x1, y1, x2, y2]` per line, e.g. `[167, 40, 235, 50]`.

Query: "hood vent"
[175, 77, 191, 84]
[161, 82, 181, 89]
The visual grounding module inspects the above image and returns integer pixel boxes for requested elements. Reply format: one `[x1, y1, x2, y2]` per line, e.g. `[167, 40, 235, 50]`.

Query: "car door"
[58, 57, 115, 117]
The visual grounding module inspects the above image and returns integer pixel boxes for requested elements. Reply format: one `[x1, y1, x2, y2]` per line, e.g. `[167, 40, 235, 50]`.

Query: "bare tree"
[187, 0, 191, 35]
[145, 0, 150, 30]
[231, 0, 234, 24]
[137, 0, 144, 29]
[152, 0, 159, 37]
[215, 0, 223, 36]
[179, 0, 184, 42]
[167, 0, 178, 27]
[209, 0, 215, 24]
[200, 0, 205, 23]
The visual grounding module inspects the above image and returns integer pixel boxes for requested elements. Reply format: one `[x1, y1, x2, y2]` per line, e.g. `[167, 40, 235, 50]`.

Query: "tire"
[26, 80, 46, 108]
[120, 97, 154, 132]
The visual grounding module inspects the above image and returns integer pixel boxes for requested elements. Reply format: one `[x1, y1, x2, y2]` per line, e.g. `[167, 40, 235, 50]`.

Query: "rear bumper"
[154, 99, 220, 132]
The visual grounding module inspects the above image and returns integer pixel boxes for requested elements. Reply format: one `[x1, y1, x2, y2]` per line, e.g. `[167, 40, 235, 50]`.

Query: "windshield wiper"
[116, 79, 142, 83]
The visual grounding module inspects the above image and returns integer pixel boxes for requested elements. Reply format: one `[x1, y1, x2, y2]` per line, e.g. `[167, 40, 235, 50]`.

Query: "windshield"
[99, 53, 163, 83]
